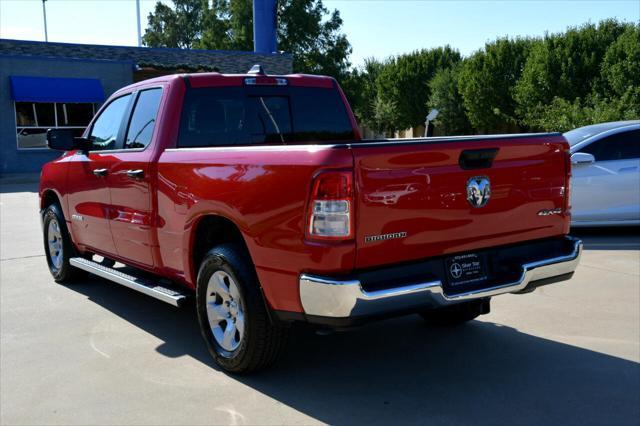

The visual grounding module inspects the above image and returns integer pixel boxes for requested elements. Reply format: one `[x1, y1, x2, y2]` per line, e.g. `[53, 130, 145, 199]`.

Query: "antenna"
[248, 64, 266, 75]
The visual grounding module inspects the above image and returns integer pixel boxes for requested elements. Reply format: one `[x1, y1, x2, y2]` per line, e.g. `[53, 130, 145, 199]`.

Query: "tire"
[420, 299, 490, 326]
[42, 203, 84, 283]
[196, 244, 288, 373]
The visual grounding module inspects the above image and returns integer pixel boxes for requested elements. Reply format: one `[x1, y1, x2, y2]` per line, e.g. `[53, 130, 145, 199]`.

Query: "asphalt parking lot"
[1, 182, 639, 426]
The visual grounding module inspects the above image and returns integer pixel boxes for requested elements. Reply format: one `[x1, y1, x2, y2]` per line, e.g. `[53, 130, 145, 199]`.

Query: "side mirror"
[571, 152, 595, 165]
[46, 129, 90, 151]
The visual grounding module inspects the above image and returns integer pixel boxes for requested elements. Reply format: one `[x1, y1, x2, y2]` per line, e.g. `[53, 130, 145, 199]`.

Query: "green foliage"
[427, 67, 471, 135]
[277, 0, 352, 79]
[347, 19, 638, 136]
[226, 0, 254, 51]
[515, 20, 632, 128]
[601, 26, 640, 97]
[457, 37, 534, 132]
[527, 91, 640, 133]
[143, 0, 351, 78]
[375, 47, 461, 130]
[143, 0, 210, 49]
[371, 96, 399, 135]
[341, 58, 385, 131]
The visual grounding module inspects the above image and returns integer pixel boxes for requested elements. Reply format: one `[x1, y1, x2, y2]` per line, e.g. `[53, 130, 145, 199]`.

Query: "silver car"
[565, 120, 640, 227]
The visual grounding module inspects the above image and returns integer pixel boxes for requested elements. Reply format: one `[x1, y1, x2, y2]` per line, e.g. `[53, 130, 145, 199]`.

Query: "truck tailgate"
[352, 134, 570, 269]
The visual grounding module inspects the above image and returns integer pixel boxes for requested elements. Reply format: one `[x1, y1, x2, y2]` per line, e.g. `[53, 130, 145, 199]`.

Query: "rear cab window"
[178, 85, 354, 147]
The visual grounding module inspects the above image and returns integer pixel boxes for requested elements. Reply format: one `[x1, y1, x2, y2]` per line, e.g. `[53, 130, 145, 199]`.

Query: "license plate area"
[444, 252, 489, 288]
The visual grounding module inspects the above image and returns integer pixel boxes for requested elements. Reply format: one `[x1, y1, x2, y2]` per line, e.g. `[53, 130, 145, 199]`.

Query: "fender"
[182, 207, 255, 287]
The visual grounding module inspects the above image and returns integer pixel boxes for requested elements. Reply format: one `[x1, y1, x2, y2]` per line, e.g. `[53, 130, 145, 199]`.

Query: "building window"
[15, 102, 96, 149]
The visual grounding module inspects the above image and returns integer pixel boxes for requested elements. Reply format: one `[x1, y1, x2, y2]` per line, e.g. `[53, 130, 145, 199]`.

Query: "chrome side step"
[70, 257, 188, 307]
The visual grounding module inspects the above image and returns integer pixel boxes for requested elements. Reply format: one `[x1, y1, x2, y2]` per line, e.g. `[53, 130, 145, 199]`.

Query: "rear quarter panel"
[156, 145, 354, 312]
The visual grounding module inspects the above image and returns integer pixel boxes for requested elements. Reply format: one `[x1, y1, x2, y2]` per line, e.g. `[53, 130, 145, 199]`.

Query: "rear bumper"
[298, 236, 582, 323]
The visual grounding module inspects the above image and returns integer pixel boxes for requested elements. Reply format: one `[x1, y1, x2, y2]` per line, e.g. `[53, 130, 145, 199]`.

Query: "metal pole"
[135, 0, 142, 47]
[42, 0, 48, 42]
[253, 0, 278, 53]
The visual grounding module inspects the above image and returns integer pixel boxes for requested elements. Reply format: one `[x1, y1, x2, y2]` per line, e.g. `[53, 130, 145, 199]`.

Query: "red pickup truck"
[40, 66, 582, 373]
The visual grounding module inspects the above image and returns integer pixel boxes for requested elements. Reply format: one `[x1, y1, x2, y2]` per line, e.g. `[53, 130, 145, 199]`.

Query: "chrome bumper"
[299, 237, 582, 318]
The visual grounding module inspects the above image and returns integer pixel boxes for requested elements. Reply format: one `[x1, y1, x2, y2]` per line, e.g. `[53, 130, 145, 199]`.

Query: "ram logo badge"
[364, 232, 407, 243]
[467, 176, 491, 208]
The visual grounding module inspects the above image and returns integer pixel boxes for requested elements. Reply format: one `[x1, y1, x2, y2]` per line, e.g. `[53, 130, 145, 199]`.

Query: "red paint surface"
[40, 72, 571, 314]
[353, 138, 569, 269]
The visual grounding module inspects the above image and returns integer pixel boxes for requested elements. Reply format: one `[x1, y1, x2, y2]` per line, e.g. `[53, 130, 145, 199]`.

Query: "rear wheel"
[420, 299, 490, 326]
[196, 244, 288, 373]
[42, 203, 84, 283]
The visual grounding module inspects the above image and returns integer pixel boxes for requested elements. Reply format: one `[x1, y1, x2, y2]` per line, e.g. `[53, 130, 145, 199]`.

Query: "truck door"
[106, 88, 163, 267]
[66, 93, 133, 255]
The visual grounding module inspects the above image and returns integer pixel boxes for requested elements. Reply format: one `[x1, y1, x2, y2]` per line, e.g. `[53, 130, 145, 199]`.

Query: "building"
[0, 38, 293, 175]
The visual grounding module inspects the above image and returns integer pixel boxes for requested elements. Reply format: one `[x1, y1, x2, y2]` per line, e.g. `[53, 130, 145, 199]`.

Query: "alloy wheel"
[47, 218, 64, 270]
[205, 270, 245, 352]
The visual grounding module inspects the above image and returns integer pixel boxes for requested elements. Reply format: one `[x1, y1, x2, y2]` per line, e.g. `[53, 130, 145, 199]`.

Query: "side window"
[580, 130, 640, 161]
[124, 88, 163, 149]
[88, 94, 131, 151]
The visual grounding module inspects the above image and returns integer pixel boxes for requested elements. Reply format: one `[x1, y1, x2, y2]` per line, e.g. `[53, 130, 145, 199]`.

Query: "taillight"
[307, 171, 353, 240]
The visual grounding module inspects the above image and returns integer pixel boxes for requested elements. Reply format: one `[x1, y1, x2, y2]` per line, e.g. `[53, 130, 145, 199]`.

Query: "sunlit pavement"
[1, 183, 638, 425]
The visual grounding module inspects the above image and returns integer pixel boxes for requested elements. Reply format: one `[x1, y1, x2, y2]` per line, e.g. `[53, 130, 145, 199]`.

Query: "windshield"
[563, 127, 600, 146]
[563, 122, 638, 146]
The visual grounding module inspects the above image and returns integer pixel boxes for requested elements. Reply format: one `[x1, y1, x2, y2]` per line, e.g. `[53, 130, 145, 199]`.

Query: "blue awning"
[9, 76, 105, 103]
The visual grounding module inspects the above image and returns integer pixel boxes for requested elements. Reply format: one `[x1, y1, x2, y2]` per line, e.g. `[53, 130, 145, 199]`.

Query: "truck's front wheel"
[42, 203, 84, 283]
[196, 244, 288, 373]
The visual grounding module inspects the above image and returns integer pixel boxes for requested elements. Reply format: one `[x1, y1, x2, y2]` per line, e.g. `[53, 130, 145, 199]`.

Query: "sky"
[0, 0, 638, 67]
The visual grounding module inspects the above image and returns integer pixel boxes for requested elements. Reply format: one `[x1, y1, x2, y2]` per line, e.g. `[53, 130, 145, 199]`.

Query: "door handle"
[92, 168, 108, 177]
[126, 169, 145, 179]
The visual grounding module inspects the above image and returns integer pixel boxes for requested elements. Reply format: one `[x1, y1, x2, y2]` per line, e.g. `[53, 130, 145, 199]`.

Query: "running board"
[70, 257, 188, 307]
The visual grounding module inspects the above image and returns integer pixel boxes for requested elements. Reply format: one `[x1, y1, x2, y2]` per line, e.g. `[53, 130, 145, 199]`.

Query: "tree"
[341, 58, 385, 129]
[143, 0, 211, 49]
[514, 20, 631, 128]
[143, 0, 351, 78]
[427, 67, 471, 136]
[277, 0, 351, 78]
[376, 47, 461, 131]
[601, 25, 640, 98]
[371, 96, 399, 136]
[457, 37, 534, 133]
[226, 0, 254, 51]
